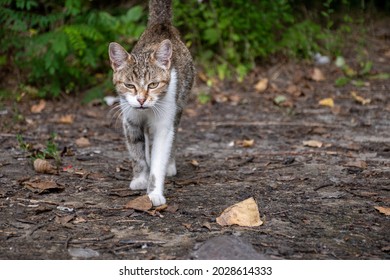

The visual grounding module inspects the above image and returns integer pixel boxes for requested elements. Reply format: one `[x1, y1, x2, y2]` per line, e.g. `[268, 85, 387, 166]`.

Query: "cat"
[108, 0, 195, 206]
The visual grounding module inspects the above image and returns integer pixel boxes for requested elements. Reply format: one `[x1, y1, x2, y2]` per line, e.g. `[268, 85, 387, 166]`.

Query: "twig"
[64, 236, 72, 250]
[15, 198, 59, 205]
[27, 222, 48, 237]
[119, 239, 166, 245]
[197, 121, 343, 128]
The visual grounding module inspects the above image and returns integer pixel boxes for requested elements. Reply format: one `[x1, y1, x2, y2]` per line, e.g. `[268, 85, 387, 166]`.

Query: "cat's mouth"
[136, 106, 149, 110]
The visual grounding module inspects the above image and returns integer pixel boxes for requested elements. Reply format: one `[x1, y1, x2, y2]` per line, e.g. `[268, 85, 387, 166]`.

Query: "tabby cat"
[108, 0, 195, 206]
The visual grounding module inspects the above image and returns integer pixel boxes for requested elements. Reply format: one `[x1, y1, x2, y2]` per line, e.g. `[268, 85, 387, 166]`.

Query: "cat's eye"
[148, 82, 159, 89]
[124, 83, 135, 89]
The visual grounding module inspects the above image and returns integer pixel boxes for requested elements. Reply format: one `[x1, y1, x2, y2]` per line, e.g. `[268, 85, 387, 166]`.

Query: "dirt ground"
[1, 28, 390, 260]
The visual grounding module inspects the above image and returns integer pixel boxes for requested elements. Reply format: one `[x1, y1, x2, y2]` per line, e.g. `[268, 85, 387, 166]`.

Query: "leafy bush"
[0, 0, 146, 97]
[0, 0, 377, 98]
[173, 0, 354, 81]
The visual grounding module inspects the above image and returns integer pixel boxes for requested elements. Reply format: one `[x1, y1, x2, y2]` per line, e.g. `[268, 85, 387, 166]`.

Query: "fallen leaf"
[236, 139, 254, 148]
[182, 223, 192, 230]
[75, 137, 90, 147]
[216, 197, 263, 227]
[154, 204, 168, 212]
[345, 160, 367, 169]
[197, 71, 208, 82]
[202, 221, 212, 230]
[73, 217, 87, 224]
[124, 195, 152, 211]
[190, 159, 199, 167]
[55, 214, 75, 225]
[254, 78, 268, 92]
[319, 97, 334, 108]
[303, 140, 323, 148]
[273, 95, 287, 105]
[229, 94, 241, 105]
[286, 84, 302, 97]
[33, 158, 57, 174]
[58, 114, 75, 124]
[214, 93, 228, 103]
[374, 206, 390, 216]
[350, 91, 371, 105]
[30, 100, 46, 113]
[311, 68, 326, 81]
[166, 203, 179, 213]
[23, 180, 64, 194]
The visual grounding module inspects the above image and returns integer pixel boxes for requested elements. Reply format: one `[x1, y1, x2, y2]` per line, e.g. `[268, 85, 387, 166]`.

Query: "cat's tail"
[148, 0, 172, 26]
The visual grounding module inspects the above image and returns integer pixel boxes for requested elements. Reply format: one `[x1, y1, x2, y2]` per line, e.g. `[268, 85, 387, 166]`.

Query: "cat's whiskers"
[108, 103, 124, 127]
[152, 101, 169, 120]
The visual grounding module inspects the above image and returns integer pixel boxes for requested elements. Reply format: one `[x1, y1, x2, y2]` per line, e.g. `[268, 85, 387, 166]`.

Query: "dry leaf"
[33, 159, 57, 174]
[303, 140, 323, 148]
[124, 195, 152, 211]
[73, 217, 87, 224]
[55, 214, 75, 225]
[236, 139, 254, 148]
[216, 197, 263, 227]
[166, 203, 179, 213]
[197, 71, 208, 82]
[350, 91, 371, 105]
[229, 94, 241, 105]
[214, 93, 228, 103]
[31, 100, 46, 113]
[374, 206, 390, 216]
[311, 68, 325, 81]
[190, 159, 199, 167]
[345, 160, 367, 169]
[58, 114, 75, 124]
[319, 98, 334, 108]
[202, 222, 212, 230]
[75, 137, 90, 147]
[286, 84, 302, 97]
[182, 223, 192, 230]
[154, 204, 168, 212]
[254, 78, 268, 92]
[23, 180, 64, 194]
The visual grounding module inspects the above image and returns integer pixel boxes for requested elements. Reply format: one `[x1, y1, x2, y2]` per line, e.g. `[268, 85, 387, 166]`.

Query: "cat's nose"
[137, 97, 146, 105]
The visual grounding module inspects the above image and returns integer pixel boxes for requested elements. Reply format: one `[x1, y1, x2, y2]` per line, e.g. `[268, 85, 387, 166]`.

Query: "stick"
[197, 121, 343, 128]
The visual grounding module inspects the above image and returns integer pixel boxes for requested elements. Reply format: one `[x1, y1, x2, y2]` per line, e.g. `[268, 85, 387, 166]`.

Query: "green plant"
[174, 0, 296, 82]
[334, 54, 389, 87]
[17, 133, 61, 165]
[0, 0, 146, 98]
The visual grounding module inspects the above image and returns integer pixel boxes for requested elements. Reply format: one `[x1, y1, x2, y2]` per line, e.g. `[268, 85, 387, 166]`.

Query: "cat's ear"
[109, 42, 131, 71]
[153, 39, 172, 70]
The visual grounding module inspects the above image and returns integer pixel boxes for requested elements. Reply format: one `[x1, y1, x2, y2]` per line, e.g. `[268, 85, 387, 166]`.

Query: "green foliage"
[17, 133, 61, 165]
[0, 0, 146, 97]
[0, 0, 378, 96]
[334, 53, 389, 87]
[173, 0, 358, 82]
[174, 0, 295, 81]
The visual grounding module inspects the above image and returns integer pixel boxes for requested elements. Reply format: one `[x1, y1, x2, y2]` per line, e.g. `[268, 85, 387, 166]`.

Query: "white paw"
[129, 176, 148, 190]
[166, 162, 177, 177]
[148, 192, 166, 206]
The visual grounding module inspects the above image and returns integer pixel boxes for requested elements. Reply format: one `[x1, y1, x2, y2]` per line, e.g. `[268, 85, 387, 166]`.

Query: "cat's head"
[108, 40, 172, 109]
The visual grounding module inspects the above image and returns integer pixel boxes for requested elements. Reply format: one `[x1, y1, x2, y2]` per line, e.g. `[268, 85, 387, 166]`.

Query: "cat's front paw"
[129, 176, 148, 190]
[148, 192, 166, 206]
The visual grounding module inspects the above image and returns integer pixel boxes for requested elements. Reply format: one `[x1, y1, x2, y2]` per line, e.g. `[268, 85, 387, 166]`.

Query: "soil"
[1, 28, 389, 260]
